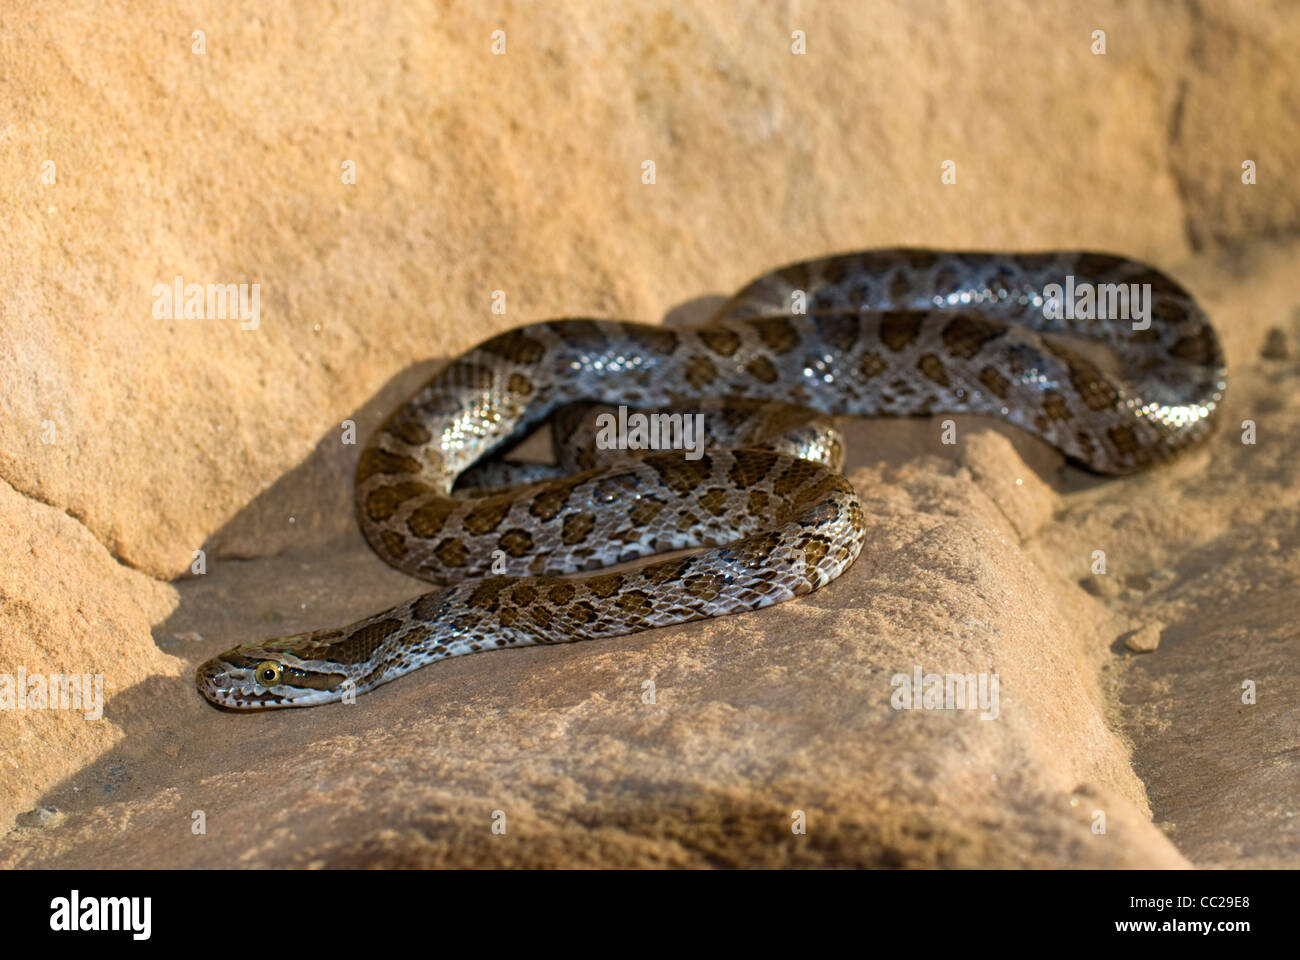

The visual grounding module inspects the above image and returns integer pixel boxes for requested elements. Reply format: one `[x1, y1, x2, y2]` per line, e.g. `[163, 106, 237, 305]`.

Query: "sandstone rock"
[959, 431, 1058, 541]
[1124, 623, 1164, 654]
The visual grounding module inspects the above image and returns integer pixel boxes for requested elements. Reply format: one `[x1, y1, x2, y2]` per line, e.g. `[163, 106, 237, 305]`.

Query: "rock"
[958, 432, 1058, 541]
[0, 478, 179, 831]
[1124, 623, 1164, 653]
[0, 457, 1189, 868]
[0, 1, 1296, 582]
[15, 807, 63, 829]
[1262, 327, 1292, 359]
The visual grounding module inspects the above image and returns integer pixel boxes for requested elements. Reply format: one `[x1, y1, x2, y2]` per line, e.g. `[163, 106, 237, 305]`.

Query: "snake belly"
[196, 250, 1225, 708]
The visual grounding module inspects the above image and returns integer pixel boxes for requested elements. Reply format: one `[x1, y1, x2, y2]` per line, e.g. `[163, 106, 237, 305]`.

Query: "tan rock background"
[0, 0, 1296, 867]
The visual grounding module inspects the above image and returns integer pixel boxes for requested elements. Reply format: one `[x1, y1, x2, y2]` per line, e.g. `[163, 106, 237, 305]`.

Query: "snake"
[195, 250, 1226, 709]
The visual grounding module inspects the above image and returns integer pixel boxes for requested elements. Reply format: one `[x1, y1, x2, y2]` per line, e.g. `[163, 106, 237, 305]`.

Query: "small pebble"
[1124, 622, 1164, 653]
[1261, 327, 1291, 360]
[16, 806, 63, 828]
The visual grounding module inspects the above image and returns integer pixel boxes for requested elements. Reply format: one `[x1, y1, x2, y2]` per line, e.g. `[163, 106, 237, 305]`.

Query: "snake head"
[195, 637, 350, 710]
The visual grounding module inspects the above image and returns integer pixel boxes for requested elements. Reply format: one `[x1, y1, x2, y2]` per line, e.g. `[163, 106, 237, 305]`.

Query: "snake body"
[196, 250, 1225, 708]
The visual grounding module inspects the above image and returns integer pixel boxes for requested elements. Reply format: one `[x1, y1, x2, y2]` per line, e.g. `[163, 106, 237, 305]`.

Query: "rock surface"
[1, 0, 1297, 867]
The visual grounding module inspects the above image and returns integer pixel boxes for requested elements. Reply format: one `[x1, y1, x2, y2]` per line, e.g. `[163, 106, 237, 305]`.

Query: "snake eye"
[254, 661, 283, 687]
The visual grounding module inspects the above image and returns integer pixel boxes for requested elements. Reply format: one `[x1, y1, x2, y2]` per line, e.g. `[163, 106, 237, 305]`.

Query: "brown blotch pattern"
[466, 579, 515, 611]
[407, 499, 457, 538]
[815, 314, 860, 353]
[684, 574, 723, 601]
[917, 354, 949, 387]
[628, 326, 679, 355]
[444, 361, 494, 389]
[357, 448, 421, 482]
[530, 479, 583, 521]
[587, 574, 624, 598]
[889, 271, 913, 303]
[749, 316, 801, 354]
[773, 459, 821, 497]
[684, 354, 718, 388]
[498, 528, 534, 557]
[649, 455, 715, 496]
[699, 328, 742, 357]
[629, 499, 666, 526]
[550, 320, 604, 340]
[1064, 354, 1121, 411]
[941, 314, 1005, 359]
[644, 556, 694, 585]
[1171, 327, 1220, 367]
[387, 418, 433, 446]
[859, 351, 887, 379]
[697, 488, 730, 516]
[548, 582, 577, 605]
[1041, 391, 1071, 421]
[478, 329, 546, 365]
[380, 530, 408, 560]
[746, 356, 779, 384]
[799, 536, 829, 570]
[727, 449, 779, 489]
[317, 618, 403, 666]
[1108, 424, 1140, 456]
[979, 365, 1011, 399]
[879, 311, 924, 352]
[562, 512, 596, 544]
[435, 538, 470, 567]
[567, 600, 599, 625]
[1075, 430, 1096, 461]
[412, 591, 451, 620]
[932, 267, 960, 292]
[616, 589, 654, 619]
[463, 499, 512, 536]
[365, 481, 433, 522]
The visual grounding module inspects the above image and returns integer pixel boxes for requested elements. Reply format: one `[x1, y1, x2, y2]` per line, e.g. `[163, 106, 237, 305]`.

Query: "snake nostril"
[198, 662, 230, 690]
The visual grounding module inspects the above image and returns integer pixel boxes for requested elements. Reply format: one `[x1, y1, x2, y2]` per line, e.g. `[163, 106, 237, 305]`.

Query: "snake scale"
[196, 250, 1225, 709]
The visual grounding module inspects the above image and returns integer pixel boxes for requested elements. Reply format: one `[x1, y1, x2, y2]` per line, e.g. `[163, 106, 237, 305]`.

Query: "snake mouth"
[194, 658, 235, 694]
